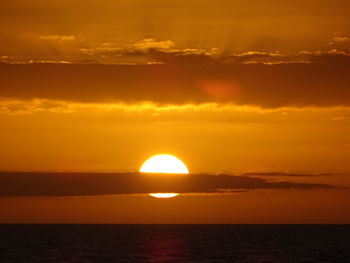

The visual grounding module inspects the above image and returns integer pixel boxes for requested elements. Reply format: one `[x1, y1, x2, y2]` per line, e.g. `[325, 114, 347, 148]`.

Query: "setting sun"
[140, 154, 189, 198]
[139, 154, 189, 174]
[148, 193, 179, 198]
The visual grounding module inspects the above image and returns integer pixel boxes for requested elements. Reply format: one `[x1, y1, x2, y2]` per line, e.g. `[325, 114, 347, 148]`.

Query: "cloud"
[38, 35, 76, 43]
[77, 39, 219, 64]
[130, 38, 174, 52]
[1, 35, 350, 65]
[76, 39, 350, 65]
[333, 36, 350, 43]
[243, 172, 334, 177]
[328, 36, 350, 45]
[80, 39, 171, 53]
[0, 172, 332, 197]
[79, 39, 175, 56]
[1, 61, 350, 108]
[327, 36, 350, 50]
[0, 60, 72, 65]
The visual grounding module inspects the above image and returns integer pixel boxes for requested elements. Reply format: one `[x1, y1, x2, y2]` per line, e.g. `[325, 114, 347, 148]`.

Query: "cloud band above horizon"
[1, 62, 350, 108]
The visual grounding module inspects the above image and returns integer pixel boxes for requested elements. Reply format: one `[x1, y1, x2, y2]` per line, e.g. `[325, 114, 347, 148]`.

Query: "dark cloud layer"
[0, 172, 331, 197]
[243, 172, 334, 177]
[1, 60, 350, 107]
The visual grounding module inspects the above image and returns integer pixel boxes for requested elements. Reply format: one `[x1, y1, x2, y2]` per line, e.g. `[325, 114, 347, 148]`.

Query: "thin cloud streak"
[1, 98, 349, 113]
[243, 172, 335, 177]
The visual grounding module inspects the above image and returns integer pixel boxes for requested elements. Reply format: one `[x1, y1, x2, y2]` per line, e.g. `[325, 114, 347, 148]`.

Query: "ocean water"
[0, 225, 349, 262]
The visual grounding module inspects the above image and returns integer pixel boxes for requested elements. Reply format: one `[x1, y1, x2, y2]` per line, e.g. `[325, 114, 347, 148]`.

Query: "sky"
[0, 0, 350, 223]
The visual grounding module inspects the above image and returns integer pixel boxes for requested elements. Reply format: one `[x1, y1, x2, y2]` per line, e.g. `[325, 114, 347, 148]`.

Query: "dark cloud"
[1, 59, 350, 107]
[243, 172, 334, 177]
[0, 172, 331, 197]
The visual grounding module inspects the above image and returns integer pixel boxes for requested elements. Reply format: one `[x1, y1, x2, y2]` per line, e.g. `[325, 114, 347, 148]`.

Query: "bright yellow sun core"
[139, 154, 189, 198]
[139, 154, 189, 174]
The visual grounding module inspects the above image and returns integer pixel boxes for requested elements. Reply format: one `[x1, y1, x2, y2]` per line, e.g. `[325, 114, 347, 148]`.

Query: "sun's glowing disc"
[139, 154, 189, 174]
[140, 154, 189, 198]
[149, 193, 179, 198]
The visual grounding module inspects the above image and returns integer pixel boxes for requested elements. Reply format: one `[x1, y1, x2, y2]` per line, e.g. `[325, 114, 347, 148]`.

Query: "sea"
[0, 224, 349, 262]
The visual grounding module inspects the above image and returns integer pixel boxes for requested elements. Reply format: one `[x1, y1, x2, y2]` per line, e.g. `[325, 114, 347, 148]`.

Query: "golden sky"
[0, 0, 350, 223]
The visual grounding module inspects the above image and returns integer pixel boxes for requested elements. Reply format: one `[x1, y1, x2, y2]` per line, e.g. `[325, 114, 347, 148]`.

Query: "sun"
[139, 154, 189, 198]
[148, 193, 179, 198]
[139, 154, 189, 174]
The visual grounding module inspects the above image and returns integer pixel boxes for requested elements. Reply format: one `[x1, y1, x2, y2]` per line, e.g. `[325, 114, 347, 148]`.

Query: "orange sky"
[0, 0, 349, 223]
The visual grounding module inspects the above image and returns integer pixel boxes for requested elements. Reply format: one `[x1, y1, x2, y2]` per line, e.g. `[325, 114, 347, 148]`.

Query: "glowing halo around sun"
[139, 154, 189, 198]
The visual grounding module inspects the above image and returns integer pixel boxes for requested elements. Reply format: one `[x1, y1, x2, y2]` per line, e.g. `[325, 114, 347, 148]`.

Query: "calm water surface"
[0, 224, 349, 262]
